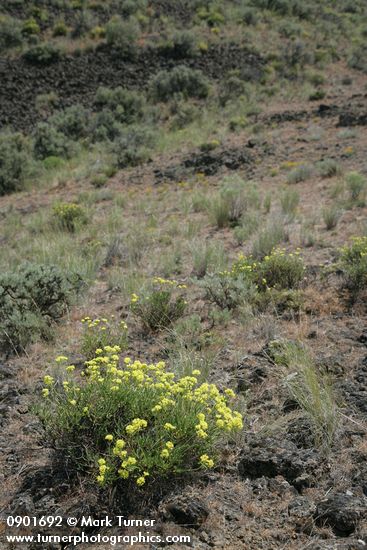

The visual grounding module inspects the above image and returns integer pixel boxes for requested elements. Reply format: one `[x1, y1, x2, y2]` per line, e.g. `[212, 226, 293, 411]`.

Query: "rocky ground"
[0, 1, 367, 548]
[1, 70, 367, 548]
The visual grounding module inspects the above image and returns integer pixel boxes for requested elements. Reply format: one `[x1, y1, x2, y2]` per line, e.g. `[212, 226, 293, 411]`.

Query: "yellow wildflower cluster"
[126, 418, 148, 435]
[340, 236, 367, 261]
[81, 316, 128, 359]
[199, 454, 215, 469]
[229, 247, 304, 291]
[42, 345, 243, 488]
[52, 203, 87, 232]
[160, 441, 174, 459]
[152, 277, 187, 289]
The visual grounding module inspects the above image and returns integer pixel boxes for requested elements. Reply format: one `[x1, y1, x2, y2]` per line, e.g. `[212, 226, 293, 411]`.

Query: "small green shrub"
[196, 5, 225, 26]
[0, 132, 30, 196]
[130, 278, 187, 331]
[52, 203, 88, 232]
[0, 15, 23, 51]
[232, 248, 305, 291]
[0, 263, 81, 353]
[338, 236, 367, 301]
[105, 15, 139, 57]
[308, 89, 326, 101]
[53, 20, 68, 37]
[91, 174, 108, 188]
[33, 123, 72, 160]
[150, 66, 210, 102]
[81, 316, 128, 359]
[38, 349, 243, 492]
[43, 156, 64, 171]
[286, 164, 313, 184]
[23, 43, 63, 65]
[22, 18, 40, 36]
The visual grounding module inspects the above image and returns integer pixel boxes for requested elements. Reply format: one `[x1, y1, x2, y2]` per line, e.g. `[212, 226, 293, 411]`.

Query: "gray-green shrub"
[150, 66, 210, 102]
[0, 132, 30, 196]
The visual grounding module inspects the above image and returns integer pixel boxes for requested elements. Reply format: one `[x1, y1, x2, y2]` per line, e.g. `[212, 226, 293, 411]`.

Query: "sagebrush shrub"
[38, 349, 243, 491]
[199, 273, 257, 310]
[94, 87, 145, 124]
[105, 15, 139, 57]
[81, 316, 128, 359]
[33, 123, 72, 160]
[50, 105, 90, 140]
[0, 263, 81, 352]
[160, 30, 198, 59]
[0, 132, 30, 196]
[131, 278, 187, 331]
[23, 43, 62, 65]
[286, 164, 313, 184]
[113, 126, 154, 168]
[150, 66, 210, 102]
[0, 15, 23, 51]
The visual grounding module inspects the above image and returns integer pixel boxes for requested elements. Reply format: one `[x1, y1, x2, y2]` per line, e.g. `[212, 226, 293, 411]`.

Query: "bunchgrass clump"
[286, 164, 312, 184]
[345, 171, 366, 205]
[38, 349, 243, 491]
[130, 278, 187, 331]
[208, 179, 259, 229]
[269, 340, 339, 452]
[280, 188, 299, 219]
[251, 220, 288, 259]
[81, 316, 128, 359]
[322, 205, 341, 230]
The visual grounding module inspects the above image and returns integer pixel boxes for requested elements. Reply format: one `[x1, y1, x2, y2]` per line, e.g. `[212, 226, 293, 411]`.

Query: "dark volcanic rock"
[0, 44, 264, 132]
[288, 496, 316, 533]
[238, 438, 320, 490]
[315, 494, 366, 536]
[155, 146, 255, 182]
[161, 495, 209, 528]
[307, 541, 367, 550]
